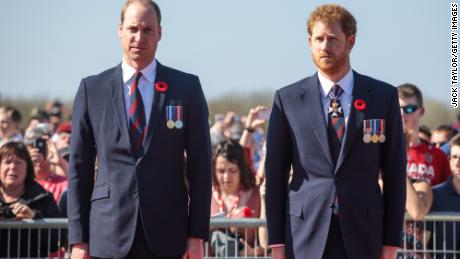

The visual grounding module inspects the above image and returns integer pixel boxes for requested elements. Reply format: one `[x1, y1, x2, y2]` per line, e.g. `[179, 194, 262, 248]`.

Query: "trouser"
[322, 213, 348, 259]
[94, 214, 182, 259]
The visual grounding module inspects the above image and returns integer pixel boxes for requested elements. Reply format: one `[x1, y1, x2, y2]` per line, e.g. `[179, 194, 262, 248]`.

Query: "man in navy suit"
[265, 4, 406, 259]
[67, 0, 212, 258]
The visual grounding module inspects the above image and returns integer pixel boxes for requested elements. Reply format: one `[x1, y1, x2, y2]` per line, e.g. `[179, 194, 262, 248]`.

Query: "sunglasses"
[400, 104, 419, 114]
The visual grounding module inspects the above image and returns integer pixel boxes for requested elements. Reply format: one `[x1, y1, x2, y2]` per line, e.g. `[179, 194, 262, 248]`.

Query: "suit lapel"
[110, 65, 132, 151]
[335, 71, 374, 173]
[140, 61, 167, 163]
[301, 75, 333, 166]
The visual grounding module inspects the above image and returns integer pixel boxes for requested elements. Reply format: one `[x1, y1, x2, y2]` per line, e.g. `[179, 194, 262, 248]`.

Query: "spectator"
[26, 108, 49, 132]
[451, 113, 460, 131]
[47, 100, 64, 133]
[431, 124, 456, 148]
[25, 123, 69, 177]
[25, 127, 68, 202]
[54, 122, 71, 162]
[418, 125, 432, 145]
[430, 134, 460, 258]
[210, 140, 263, 256]
[210, 113, 226, 145]
[398, 83, 450, 186]
[239, 106, 269, 171]
[0, 106, 23, 147]
[398, 130, 433, 259]
[0, 142, 60, 257]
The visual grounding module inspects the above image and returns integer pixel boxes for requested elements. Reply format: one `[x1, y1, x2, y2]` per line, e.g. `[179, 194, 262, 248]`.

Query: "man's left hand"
[381, 245, 398, 259]
[182, 237, 203, 259]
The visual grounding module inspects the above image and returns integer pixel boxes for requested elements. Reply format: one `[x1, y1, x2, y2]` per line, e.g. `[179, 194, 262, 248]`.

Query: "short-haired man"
[265, 4, 406, 259]
[67, 1, 212, 258]
[430, 134, 460, 258]
[398, 83, 450, 186]
[431, 124, 456, 148]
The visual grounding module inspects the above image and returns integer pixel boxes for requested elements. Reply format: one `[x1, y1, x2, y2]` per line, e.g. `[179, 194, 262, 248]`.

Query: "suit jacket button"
[329, 202, 336, 209]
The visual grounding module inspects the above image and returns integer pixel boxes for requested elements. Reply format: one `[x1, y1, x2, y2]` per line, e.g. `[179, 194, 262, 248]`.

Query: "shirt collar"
[317, 69, 354, 98]
[121, 58, 157, 84]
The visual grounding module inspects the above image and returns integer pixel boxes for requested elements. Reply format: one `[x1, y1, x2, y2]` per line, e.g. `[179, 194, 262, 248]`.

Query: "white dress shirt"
[121, 59, 157, 129]
[318, 69, 354, 127]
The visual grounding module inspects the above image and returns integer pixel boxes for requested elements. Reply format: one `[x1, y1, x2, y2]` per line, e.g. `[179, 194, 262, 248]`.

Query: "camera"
[0, 204, 15, 219]
[25, 125, 50, 157]
[32, 138, 48, 157]
[257, 109, 271, 120]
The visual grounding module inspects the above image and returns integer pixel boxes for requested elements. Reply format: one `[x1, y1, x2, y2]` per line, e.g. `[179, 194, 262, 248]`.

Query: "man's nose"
[320, 39, 331, 51]
[134, 31, 145, 42]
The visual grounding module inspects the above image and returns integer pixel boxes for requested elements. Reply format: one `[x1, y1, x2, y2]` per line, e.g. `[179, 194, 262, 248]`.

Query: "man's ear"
[420, 107, 425, 116]
[158, 25, 162, 41]
[347, 35, 356, 50]
[118, 23, 123, 38]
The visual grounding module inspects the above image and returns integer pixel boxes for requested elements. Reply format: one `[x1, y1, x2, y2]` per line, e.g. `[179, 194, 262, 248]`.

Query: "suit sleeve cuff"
[269, 244, 285, 248]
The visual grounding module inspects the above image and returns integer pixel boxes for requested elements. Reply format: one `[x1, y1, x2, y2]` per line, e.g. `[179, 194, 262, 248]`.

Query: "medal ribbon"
[364, 120, 371, 133]
[379, 119, 385, 134]
[372, 119, 377, 135]
[166, 106, 172, 121]
[176, 106, 182, 121]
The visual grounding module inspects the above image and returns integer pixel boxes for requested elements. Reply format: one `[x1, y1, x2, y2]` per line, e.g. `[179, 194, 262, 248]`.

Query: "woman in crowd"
[210, 140, 263, 256]
[0, 141, 60, 257]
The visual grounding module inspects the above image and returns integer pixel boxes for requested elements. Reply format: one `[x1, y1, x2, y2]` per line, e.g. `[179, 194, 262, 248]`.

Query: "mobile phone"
[258, 109, 271, 120]
[33, 138, 48, 157]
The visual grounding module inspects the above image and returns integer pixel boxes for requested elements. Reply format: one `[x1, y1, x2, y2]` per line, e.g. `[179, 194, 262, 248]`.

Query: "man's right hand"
[271, 246, 286, 259]
[71, 243, 89, 259]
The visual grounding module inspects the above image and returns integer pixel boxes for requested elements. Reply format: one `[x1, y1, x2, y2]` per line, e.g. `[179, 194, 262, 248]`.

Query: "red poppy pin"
[354, 99, 366, 111]
[155, 81, 168, 92]
[242, 207, 253, 218]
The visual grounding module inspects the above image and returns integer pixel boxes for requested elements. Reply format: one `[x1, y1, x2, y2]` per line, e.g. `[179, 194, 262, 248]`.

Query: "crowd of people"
[0, 86, 459, 257]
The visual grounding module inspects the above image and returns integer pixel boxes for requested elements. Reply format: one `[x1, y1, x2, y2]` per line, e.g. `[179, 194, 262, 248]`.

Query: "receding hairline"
[120, 0, 161, 25]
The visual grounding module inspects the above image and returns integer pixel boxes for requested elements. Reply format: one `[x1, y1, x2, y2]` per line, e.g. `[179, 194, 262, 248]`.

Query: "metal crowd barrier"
[400, 212, 460, 259]
[0, 213, 459, 259]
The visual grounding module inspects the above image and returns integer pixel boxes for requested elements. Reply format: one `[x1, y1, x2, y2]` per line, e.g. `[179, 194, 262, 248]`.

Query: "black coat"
[0, 181, 60, 257]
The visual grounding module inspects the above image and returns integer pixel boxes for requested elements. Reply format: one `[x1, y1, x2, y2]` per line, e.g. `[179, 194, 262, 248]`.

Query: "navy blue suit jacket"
[67, 62, 212, 258]
[265, 71, 406, 259]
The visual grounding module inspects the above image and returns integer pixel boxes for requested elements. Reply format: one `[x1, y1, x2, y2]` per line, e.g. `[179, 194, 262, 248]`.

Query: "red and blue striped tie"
[129, 72, 146, 158]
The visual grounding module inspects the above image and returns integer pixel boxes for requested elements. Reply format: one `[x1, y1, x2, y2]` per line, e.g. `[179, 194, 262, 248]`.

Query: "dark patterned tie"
[129, 72, 146, 158]
[327, 84, 345, 164]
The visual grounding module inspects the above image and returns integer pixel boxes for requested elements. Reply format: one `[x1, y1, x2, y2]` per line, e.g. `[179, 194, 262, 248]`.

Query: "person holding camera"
[25, 128, 68, 202]
[0, 141, 60, 257]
